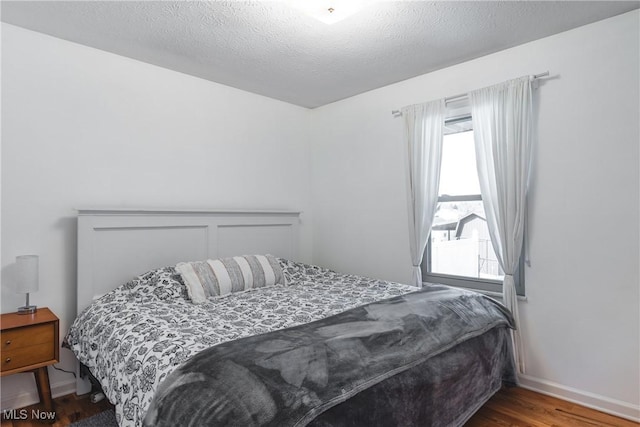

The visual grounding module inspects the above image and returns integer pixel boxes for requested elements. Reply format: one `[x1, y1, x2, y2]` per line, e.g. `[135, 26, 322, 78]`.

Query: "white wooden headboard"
[77, 208, 301, 314]
[75, 208, 300, 394]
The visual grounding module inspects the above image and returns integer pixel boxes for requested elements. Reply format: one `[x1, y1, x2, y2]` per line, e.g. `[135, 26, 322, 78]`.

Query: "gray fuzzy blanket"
[143, 285, 515, 427]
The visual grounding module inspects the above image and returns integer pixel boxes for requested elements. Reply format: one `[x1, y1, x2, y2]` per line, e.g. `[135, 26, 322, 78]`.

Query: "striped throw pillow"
[175, 255, 286, 304]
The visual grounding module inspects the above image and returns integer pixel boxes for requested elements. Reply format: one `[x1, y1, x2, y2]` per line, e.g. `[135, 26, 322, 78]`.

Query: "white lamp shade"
[16, 255, 39, 293]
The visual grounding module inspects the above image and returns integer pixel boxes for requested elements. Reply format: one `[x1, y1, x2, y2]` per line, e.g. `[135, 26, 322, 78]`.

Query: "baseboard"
[518, 374, 640, 422]
[1, 378, 76, 411]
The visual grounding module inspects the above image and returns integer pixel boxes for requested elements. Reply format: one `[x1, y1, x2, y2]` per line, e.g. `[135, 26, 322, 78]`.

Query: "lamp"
[16, 255, 39, 314]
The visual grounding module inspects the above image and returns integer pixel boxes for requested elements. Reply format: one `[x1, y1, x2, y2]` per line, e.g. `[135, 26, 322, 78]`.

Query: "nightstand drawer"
[1, 323, 54, 350]
[1, 343, 55, 372]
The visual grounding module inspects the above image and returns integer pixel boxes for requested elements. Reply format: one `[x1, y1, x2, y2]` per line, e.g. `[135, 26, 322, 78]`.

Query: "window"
[421, 115, 524, 295]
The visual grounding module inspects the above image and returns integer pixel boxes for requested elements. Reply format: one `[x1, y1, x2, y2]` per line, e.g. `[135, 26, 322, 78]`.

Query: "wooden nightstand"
[1, 307, 59, 416]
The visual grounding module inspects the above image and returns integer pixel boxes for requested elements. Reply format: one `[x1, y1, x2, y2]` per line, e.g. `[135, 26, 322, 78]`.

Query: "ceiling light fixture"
[284, 0, 369, 25]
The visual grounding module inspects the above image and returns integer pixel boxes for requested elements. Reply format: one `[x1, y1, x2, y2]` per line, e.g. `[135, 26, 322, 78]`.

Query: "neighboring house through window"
[421, 114, 525, 295]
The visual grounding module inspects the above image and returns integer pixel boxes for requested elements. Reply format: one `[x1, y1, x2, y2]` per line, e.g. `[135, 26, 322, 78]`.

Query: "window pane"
[438, 130, 480, 197]
[431, 200, 504, 281]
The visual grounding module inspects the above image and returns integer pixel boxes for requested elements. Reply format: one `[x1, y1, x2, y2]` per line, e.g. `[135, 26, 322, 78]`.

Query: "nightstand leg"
[33, 367, 55, 422]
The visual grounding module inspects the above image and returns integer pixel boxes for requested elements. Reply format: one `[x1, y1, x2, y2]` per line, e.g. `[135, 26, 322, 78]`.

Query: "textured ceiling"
[2, 1, 638, 108]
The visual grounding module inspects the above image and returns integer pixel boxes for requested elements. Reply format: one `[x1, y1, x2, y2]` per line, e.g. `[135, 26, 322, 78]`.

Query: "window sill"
[458, 286, 528, 302]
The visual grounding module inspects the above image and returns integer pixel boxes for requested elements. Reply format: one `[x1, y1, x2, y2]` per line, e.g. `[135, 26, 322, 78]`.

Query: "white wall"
[310, 10, 639, 421]
[0, 23, 312, 408]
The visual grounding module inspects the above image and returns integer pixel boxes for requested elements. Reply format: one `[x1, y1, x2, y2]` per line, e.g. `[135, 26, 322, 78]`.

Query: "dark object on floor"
[68, 409, 117, 427]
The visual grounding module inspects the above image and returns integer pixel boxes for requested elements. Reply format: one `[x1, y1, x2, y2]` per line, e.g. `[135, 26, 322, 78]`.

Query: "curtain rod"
[391, 71, 549, 117]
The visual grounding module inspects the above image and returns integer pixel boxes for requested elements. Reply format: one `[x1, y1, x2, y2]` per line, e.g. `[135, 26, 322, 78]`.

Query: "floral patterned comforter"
[64, 259, 416, 427]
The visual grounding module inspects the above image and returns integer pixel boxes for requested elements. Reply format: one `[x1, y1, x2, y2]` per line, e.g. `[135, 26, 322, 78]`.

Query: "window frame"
[421, 114, 525, 296]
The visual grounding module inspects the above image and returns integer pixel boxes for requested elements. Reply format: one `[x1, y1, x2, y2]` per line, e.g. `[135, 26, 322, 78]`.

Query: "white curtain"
[469, 76, 533, 373]
[402, 100, 445, 287]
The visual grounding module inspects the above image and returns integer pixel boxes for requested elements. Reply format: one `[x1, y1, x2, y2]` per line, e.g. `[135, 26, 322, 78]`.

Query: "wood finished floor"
[0, 393, 112, 427]
[467, 387, 638, 427]
[1, 386, 637, 426]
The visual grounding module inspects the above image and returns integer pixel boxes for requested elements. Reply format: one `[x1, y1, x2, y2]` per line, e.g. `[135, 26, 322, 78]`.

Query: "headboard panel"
[77, 208, 301, 314]
[75, 208, 299, 395]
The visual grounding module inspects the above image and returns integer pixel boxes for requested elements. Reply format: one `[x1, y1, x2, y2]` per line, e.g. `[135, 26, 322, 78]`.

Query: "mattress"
[65, 259, 418, 426]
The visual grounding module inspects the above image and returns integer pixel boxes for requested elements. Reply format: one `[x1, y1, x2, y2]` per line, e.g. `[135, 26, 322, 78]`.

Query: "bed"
[65, 209, 516, 427]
